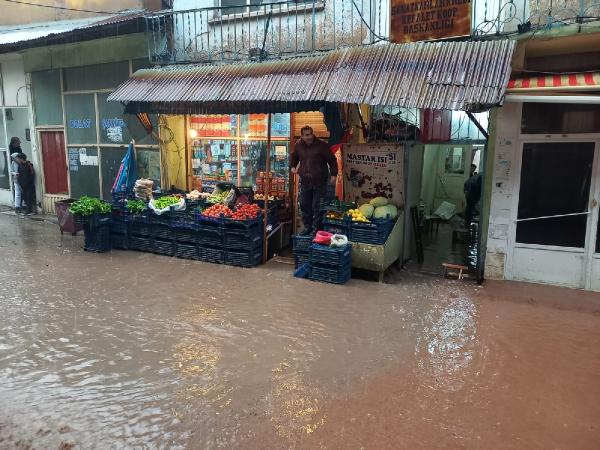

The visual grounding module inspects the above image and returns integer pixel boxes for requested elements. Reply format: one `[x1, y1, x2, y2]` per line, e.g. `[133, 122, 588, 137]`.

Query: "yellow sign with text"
[391, 0, 472, 43]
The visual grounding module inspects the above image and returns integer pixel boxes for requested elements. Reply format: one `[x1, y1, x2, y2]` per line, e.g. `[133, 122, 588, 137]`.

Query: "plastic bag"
[313, 231, 333, 245]
[330, 234, 348, 247]
[148, 197, 185, 215]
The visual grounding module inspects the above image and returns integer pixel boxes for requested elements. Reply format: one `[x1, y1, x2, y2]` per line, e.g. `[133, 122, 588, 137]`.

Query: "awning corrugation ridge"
[109, 40, 516, 113]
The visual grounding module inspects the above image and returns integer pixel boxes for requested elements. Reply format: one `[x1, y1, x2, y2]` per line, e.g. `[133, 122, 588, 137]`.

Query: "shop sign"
[343, 144, 404, 206]
[390, 0, 471, 43]
[68, 119, 92, 129]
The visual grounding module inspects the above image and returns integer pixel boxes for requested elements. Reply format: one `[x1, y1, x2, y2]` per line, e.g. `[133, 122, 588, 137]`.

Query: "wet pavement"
[1, 214, 599, 450]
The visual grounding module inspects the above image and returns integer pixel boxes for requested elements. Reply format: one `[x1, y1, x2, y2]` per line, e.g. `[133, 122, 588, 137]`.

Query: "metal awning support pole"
[466, 111, 489, 140]
[263, 113, 272, 263]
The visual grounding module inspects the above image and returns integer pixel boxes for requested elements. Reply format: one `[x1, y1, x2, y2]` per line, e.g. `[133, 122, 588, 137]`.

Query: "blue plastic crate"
[222, 216, 262, 232]
[110, 232, 128, 250]
[83, 223, 111, 253]
[309, 243, 352, 266]
[292, 235, 313, 253]
[175, 229, 203, 245]
[110, 219, 128, 235]
[124, 212, 150, 224]
[322, 217, 350, 236]
[153, 238, 175, 256]
[198, 245, 224, 264]
[152, 224, 173, 240]
[197, 226, 223, 247]
[175, 242, 200, 260]
[149, 212, 171, 226]
[223, 232, 262, 250]
[224, 249, 262, 267]
[294, 252, 310, 269]
[309, 264, 351, 284]
[129, 221, 151, 236]
[128, 235, 153, 252]
[350, 219, 394, 245]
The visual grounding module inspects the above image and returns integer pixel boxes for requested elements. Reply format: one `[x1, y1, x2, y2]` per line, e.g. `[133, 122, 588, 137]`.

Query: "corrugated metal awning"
[507, 72, 600, 92]
[109, 40, 515, 114]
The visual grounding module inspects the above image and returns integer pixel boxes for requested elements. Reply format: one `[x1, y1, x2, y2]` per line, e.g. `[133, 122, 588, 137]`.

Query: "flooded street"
[1, 213, 599, 450]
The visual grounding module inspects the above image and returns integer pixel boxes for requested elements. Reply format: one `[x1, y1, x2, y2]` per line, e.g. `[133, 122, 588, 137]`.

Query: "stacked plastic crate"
[309, 243, 352, 284]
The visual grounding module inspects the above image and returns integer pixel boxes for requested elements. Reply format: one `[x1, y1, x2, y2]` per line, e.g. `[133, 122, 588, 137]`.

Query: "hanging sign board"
[343, 144, 404, 207]
[390, 0, 472, 43]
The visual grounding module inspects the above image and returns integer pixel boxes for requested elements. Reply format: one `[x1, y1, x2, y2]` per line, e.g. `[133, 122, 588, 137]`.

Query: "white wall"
[1, 57, 28, 107]
[484, 101, 521, 280]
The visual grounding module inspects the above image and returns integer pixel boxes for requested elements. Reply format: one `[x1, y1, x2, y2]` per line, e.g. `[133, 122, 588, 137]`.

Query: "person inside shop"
[9, 137, 23, 213]
[290, 125, 338, 236]
[463, 163, 481, 229]
[16, 153, 36, 215]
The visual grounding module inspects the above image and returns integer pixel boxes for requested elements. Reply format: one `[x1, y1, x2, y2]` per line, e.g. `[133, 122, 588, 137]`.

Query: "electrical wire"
[0, 0, 116, 14]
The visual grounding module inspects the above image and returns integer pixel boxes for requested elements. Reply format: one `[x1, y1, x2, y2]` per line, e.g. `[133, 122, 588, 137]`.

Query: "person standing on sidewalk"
[290, 126, 338, 235]
[16, 153, 36, 215]
[9, 137, 23, 213]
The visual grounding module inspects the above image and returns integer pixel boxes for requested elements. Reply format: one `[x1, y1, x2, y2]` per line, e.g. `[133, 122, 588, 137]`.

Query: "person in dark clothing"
[16, 153, 36, 215]
[464, 164, 481, 229]
[290, 126, 338, 235]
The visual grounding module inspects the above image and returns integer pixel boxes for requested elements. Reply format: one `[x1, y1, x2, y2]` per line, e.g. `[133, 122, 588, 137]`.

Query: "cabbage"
[373, 205, 397, 219]
[369, 196, 389, 207]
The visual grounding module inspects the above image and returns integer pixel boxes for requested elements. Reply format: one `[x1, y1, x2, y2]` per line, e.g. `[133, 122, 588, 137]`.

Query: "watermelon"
[373, 205, 398, 219]
[358, 203, 374, 218]
[369, 196, 389, 207]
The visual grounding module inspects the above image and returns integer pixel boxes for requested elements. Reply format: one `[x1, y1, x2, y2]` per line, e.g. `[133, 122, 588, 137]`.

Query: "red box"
[420, 109, 451, 143]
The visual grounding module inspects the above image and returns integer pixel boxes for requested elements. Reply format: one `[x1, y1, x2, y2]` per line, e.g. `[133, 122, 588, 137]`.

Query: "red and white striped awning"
[507, 72, 600, 92]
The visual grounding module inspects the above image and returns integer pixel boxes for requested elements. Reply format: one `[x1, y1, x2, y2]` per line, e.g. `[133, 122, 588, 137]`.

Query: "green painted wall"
[21, 33, 147, 72]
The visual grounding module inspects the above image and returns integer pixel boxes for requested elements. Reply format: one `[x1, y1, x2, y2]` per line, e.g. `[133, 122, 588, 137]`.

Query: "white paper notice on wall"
[80, 155, 98, 166]
[106, 127, 123, 143]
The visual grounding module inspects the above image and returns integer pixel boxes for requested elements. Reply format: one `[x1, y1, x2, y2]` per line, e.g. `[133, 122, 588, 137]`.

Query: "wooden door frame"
[37, 127, 68, 197]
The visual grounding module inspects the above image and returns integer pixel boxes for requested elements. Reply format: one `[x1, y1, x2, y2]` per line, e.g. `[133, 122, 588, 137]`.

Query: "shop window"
[0, 151, 10, 190]
[444, 147, 466, 174]
[67, 147, 100, 198]
[63, 61, 129, 92]
[31, 70, 63, 126]
[98, 93, 130, 145]
[516, 142, 594, 248]
[65, 94, 97, 145]
[522, 103, 600, 134]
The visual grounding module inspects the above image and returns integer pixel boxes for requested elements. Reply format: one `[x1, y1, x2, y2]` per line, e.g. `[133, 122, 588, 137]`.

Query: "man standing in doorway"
[464, 163, 481, 229]
[291, 126, 338, 235]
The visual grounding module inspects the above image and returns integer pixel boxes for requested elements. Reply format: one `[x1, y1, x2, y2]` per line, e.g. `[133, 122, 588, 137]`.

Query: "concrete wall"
[21, 33, 147, 72]
[484, 102, 521, 280]
[0, 1, 162, 25]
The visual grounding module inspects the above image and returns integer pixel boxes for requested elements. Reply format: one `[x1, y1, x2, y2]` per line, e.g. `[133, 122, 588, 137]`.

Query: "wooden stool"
[442, 263, 469, 280]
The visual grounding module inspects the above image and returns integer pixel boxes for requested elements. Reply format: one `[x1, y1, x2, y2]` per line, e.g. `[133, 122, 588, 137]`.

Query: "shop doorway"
[509, 140, 600, 290]
[40, 130, 68, 195]
[412, 143, 483, 274]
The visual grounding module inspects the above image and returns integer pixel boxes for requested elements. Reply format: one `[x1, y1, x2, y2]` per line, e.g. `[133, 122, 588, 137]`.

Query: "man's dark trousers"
[300, 182, 327, 232]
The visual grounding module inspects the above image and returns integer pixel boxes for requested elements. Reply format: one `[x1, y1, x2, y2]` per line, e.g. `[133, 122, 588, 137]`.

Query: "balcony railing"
[146, 0, 600, 65]
[147, 0, 388, 64]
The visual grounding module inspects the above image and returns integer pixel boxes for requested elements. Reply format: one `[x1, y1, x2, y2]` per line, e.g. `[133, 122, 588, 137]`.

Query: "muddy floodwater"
[1, 214, 599, 450]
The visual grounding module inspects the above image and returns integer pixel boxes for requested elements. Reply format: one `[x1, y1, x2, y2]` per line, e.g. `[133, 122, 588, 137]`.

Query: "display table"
[349, 211, 404, 282]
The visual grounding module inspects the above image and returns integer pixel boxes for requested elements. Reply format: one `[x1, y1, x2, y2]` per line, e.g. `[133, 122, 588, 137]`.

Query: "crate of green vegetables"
[124, 199, 150, 223]
[69, 196, 112, 227]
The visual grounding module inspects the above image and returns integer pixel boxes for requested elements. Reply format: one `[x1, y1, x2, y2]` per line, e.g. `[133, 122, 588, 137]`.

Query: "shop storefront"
[107, 40, 514, 275]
